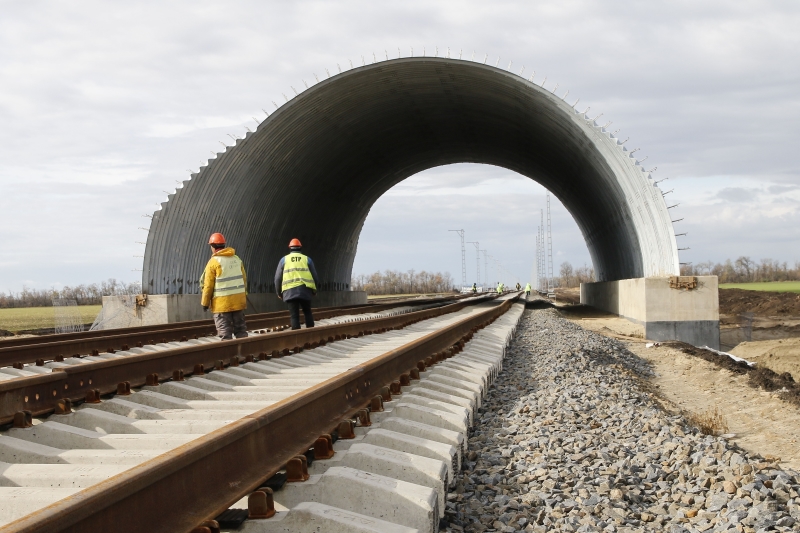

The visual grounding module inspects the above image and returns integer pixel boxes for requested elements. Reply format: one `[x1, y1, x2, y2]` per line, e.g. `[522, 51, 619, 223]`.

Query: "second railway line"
[0, 292, 524, 532]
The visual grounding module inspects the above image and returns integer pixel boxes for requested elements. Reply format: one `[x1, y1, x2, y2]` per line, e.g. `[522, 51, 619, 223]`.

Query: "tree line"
[555, 262, 596, 288]
[556, 257, 800, 287]
[351, 270, 455, 295]
[0, 279, 142, 308]
[680, 257, 800, 283]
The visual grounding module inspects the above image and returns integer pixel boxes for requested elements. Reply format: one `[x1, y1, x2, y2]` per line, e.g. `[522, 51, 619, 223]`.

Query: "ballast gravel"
[444, 309, 800, 533]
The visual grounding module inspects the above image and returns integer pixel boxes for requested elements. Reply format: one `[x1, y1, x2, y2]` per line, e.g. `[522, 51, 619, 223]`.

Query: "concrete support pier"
[580, 276, 719, 349]
[97, 291, 367, 330]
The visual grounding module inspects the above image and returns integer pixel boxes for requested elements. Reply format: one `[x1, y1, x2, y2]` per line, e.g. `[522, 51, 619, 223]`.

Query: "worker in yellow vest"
[496, 282, 503, 294]
[524, 282, 532, 297]
[274, 238, 319, 330]
[200, 233, 248, 339]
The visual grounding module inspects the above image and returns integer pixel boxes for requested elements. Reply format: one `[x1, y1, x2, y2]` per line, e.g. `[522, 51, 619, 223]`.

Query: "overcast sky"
[1, 1, 798, 293]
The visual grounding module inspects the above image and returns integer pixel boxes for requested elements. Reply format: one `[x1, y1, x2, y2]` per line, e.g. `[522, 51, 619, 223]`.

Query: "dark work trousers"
[287, 299, 314, 330]
[213, 310, 249, 340]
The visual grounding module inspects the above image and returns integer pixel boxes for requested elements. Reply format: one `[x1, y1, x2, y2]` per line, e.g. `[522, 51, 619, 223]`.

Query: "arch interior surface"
[142, 57, 679, 296]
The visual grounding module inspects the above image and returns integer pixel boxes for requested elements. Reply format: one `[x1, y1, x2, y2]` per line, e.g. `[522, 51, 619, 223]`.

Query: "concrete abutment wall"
[580, 276, 720, 349]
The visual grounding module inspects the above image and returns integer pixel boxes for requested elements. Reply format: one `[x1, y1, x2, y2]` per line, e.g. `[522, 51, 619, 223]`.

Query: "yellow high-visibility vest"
[282, 252, 317, 292]
[212, 255, 246, 299]
[525, 283, 531, 291]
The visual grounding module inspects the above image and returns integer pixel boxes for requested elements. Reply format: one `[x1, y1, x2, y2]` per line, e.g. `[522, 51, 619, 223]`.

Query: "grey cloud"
[768, 184, 800, 194]
[715, 187, 760, 202]
[1, 0, 799, 292]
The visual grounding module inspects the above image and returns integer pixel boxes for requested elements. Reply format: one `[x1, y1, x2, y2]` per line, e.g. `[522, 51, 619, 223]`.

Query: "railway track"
[0, 294, 468, 368]
[0, 293, 523, 532]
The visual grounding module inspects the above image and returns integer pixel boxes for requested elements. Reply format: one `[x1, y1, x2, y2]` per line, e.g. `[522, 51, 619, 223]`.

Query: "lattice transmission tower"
[448, 229, 467, 288]
[466, 241, 480, 288]
[481, 249, 488, 288]
[539, 210, 545, 291]
[535, 225, 542, 292]
[547, 194, 554, 293]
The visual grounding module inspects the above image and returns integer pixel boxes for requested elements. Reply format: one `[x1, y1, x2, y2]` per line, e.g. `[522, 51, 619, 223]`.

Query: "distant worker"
[525, 282, 532, 297]
[472, 282, 477, 294]
[275, 238, 319, 330]
[515, 282, 521, 291]
[201, 233, 248, 340]
[496, 282, 502, 294]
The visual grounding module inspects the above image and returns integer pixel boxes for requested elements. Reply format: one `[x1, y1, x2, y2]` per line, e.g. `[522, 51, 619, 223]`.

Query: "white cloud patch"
[0, 1, 798, 292]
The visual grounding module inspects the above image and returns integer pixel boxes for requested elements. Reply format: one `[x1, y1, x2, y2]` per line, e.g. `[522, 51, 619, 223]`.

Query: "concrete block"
[86, 398, 251, 421]
[309, 442, 447, 516]
[354, 428, 458, 481]
[379, 418, 465, 458]
[581, 276, 720, 348]
[144, 382, 290, 402]
[429, 367, 486, 389]
[0, 462, 126, 488]
[0, 487, 80, 526]
[272, 466, 438, 533]
[386, 401, 470, 436]
[0, 436, 160, 465]
[7, 421, 195, 450]
[402, 389, 473, 421]
[60, 408, 229, 434]
[425, 374, 483, 400]
[123, 389, 268, 413]
[409, 380, 479, 409]
[441, 358, 496, 381]
[237, 501, 418, 533]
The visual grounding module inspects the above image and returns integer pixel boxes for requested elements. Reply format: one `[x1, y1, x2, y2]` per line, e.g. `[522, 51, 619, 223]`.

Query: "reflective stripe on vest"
[282, 252, 317, 292]
[212, 255, 246, 299]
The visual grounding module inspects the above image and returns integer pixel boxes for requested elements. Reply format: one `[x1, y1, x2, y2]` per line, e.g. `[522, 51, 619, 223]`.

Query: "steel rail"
[0, 295, 496, 425]
[0, 305, 354, 348]
[0, 296, 464, 368]
[2, 296, 515, 533]
[0, 293, 467, 350]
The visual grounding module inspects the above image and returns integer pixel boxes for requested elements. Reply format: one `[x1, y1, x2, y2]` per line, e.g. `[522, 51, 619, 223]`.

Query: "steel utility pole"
[539, 209, 546, 292]
[531, 227, 541, 291]
[541, 225, 546, 291]
[466, 241, 480, 288]
[547, 195, 554, 293]
[448, 229, 467, 289]
[481, 250, 488, 288]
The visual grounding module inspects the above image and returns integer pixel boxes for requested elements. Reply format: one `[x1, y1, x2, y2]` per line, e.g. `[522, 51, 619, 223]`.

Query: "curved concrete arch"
[142, 57, 679, 296]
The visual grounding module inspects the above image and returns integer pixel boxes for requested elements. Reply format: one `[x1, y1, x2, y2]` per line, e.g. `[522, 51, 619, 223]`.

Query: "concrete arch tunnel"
[142, 56, 680, 299]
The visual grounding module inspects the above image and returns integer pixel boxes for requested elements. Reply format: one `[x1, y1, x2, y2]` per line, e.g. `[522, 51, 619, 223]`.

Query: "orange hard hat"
[288, 238, 302, 248]
[208, 233, 226, 245]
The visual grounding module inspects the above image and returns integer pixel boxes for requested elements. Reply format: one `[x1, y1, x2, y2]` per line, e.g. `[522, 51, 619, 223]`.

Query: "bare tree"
[559, 262, 575, 287]
[734, 256, 756, 281]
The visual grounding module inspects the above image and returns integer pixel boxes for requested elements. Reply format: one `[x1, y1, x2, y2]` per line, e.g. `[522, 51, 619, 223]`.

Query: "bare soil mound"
[720, 288, 800, 316]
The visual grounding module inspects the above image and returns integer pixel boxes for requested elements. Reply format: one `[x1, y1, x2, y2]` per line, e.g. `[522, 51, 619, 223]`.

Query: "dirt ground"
[719, 288, 800, 351]
[719, 287, 800, 316]
[560, 308, 800, 471]
[729, 338, 800, 382]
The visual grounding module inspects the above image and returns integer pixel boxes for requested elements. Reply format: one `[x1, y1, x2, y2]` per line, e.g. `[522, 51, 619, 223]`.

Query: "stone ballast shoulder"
[447, 308, 799, 532]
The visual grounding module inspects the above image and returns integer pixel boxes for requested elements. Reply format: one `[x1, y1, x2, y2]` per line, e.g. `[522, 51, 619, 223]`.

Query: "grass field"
[720, 281, 800, 293]
[0, 305, 102, 333]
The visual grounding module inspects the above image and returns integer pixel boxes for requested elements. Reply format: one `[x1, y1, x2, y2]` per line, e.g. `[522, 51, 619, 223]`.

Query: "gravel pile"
[445, 309, 800, 533]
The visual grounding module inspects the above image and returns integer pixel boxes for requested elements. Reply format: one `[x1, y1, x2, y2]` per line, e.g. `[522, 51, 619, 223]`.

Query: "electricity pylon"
[448, 229, 467, 288]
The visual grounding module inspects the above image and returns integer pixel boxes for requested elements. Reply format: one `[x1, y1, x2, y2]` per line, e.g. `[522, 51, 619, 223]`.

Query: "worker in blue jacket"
[274, 238, 320, 330]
